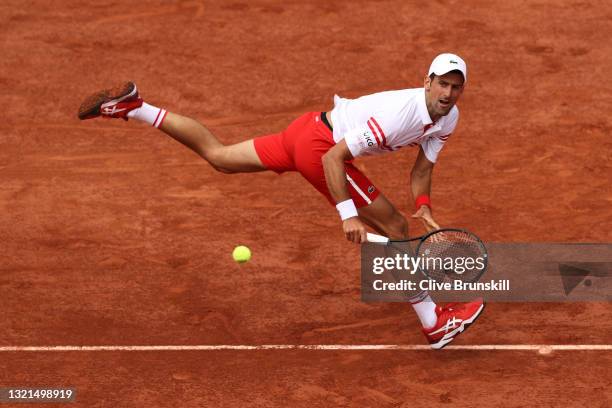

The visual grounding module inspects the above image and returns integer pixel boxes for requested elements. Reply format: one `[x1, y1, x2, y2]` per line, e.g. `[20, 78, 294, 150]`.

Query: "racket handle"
[366, 233, 389, 243]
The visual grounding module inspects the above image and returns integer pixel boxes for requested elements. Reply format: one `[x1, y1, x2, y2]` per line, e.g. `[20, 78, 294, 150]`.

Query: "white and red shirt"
[329, 88, 458, 163]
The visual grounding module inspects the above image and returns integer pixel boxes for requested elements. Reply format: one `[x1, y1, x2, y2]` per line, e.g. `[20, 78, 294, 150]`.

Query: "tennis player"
[78, 53, 484, 349]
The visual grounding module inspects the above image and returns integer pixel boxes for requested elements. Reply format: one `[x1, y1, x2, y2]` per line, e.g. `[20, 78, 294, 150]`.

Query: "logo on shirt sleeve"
[355, 129, 377, 151]
[363, 131, 375, 147]
[367, 117, 393, 151]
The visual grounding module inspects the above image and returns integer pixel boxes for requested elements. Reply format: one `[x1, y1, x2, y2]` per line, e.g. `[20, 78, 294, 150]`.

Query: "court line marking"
[0, 345, 610, 352]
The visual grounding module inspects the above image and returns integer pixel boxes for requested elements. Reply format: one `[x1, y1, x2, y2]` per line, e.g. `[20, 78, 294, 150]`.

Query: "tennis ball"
[232, 245, 251, 263]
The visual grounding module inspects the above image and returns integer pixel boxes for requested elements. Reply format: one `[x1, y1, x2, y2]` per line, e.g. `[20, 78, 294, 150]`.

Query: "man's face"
[424, 72, 465, 118]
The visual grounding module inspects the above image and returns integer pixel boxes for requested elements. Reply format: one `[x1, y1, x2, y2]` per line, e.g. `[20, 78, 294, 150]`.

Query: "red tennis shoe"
[78, 81, 143, 120]
[423, 298, 485, 349]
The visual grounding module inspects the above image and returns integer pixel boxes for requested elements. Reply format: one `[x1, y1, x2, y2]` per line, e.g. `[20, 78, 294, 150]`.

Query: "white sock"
[127, 102, 167, 128]
[411, 293, 437, 329]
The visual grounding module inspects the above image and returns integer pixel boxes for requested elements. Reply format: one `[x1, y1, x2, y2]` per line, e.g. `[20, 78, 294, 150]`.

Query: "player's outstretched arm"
[410, 147, 440, 232]
[322, 141, 368, 243]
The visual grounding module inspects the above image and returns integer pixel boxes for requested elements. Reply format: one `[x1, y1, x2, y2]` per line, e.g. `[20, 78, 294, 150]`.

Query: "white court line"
[0, 345, 610, 352]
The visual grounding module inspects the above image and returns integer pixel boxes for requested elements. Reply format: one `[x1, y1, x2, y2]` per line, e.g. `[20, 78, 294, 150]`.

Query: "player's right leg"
[77, 82, 267, 174]
[356, 193, 408, 240]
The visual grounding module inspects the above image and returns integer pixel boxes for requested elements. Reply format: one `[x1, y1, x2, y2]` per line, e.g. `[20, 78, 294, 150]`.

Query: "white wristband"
[336, 199, 358, 221]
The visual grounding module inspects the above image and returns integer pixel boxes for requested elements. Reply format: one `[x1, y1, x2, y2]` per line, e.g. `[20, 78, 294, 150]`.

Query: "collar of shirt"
[416, 88, 433, 126]
[416, 88, 443, 136]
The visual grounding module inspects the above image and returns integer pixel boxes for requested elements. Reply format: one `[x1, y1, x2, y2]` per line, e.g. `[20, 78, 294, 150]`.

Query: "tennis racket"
[366, 228, 488, 283]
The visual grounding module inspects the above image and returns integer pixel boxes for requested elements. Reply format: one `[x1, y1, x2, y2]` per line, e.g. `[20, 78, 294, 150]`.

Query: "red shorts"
[253, 112, 380, 208]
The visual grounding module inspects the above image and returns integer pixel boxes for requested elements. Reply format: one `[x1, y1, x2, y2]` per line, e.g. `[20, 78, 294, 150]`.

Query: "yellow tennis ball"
[232, 245, 251, 263]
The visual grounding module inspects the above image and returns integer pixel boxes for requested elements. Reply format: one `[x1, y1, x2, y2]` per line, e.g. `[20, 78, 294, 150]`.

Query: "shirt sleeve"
[343, 116, 395, 158]
[420, 108, 459, 163]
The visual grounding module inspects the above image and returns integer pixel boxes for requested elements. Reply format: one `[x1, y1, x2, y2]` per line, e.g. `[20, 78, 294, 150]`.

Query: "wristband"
[336, 199, 358, 221]
[415, 194, 431, 210]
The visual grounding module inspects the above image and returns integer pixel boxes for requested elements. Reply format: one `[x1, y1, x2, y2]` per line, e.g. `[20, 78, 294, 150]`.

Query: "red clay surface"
[1, 0, 611, 407]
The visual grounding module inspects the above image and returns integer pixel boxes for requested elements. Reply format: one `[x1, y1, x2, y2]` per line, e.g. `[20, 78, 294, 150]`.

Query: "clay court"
[1, 0, 611, 406]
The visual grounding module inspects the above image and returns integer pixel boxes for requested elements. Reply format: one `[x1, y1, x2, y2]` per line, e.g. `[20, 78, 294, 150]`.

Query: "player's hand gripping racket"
[366, 229, 488, 283]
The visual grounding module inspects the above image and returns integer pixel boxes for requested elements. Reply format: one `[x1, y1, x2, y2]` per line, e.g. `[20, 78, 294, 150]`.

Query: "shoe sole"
[78, 82, 137, 120]
[431, 302, 485, 350]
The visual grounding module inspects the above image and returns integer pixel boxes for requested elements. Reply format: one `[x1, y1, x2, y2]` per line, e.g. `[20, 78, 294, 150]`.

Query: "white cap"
[428, 53, 467, 82]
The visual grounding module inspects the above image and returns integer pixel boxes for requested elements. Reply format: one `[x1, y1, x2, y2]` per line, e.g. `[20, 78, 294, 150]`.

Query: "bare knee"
[359, 196, 409, 239]
[203, 147, 236, 174]
[381, 214, 408, 240]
